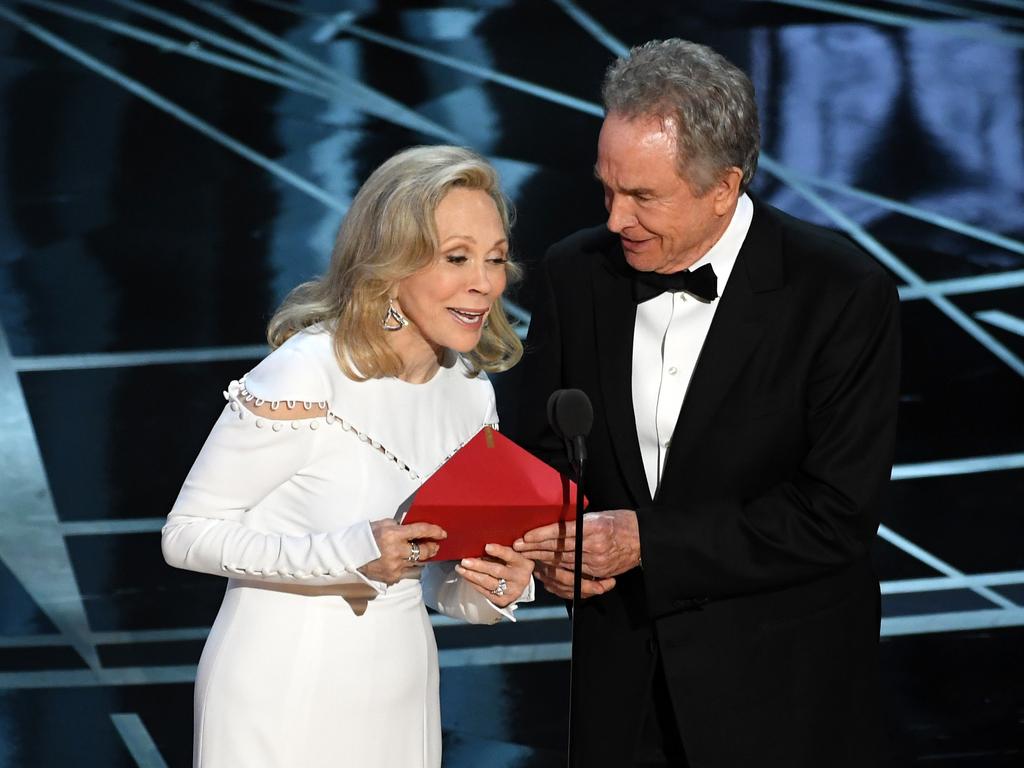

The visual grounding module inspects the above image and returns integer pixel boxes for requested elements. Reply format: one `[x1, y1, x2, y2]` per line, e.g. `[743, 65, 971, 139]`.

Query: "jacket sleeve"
[161, 346, 384, 590]
[638, 270, 901, 614]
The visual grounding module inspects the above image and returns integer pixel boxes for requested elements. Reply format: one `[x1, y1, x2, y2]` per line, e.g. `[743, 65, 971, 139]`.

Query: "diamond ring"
[408, 541, 421, 562]
[491, 577, 508, 597]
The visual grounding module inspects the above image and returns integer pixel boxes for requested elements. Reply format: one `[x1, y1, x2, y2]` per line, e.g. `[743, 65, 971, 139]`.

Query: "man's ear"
[712, 167, 743, 215]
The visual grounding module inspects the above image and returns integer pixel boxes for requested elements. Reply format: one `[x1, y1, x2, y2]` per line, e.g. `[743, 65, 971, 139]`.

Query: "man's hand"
[514, 509, 641, 579]
[534, 563, 616, 600]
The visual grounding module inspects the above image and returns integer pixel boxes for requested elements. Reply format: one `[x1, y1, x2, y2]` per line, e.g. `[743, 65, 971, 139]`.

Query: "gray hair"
[602, 39, 760, 194]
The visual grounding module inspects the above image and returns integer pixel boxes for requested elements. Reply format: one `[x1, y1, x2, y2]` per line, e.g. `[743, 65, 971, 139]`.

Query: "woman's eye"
[445, 254, 468, 264]
[487, 256, 509, 265]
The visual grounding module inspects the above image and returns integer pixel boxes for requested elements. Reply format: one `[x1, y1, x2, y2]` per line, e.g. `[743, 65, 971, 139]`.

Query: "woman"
[162, 145, 535, 768]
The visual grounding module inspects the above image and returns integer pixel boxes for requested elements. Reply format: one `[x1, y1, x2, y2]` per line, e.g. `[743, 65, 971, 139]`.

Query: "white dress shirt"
[632, 194, 754, 497]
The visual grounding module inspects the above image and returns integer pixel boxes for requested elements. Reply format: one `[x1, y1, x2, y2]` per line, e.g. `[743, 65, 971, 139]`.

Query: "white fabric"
[162, 324, 533, 768]
[632, 194, 753, 496]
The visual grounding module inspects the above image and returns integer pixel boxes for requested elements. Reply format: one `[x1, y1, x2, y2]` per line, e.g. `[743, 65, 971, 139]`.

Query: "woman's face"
[395, 187, 509, 355]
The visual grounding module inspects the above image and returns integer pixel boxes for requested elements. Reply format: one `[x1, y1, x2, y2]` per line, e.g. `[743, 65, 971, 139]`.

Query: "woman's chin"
[445, 329, 485, 354]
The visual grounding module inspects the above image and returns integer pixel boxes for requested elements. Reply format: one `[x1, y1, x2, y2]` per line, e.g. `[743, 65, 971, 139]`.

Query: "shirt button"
[667, 366, 678, 376]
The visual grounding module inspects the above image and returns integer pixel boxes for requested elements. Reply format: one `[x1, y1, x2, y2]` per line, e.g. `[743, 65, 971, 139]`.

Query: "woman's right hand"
[359, 519, 447, 585]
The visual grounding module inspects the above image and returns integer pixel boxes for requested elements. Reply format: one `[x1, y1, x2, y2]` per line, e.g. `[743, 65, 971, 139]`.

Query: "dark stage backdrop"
[0, 1, 1021, 765]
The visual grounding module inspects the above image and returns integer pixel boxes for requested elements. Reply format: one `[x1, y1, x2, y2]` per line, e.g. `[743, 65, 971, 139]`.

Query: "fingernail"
[454, 564, 464, 574]
[461, 559, 472, 567]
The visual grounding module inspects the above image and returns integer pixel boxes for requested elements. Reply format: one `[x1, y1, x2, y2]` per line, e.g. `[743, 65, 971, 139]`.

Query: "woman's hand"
[360, 519, 446, 585]
[455, 543, 535, 608]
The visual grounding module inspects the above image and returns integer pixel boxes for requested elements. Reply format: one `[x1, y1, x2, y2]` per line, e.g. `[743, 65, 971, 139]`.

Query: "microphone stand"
[567, 439, 586, 768]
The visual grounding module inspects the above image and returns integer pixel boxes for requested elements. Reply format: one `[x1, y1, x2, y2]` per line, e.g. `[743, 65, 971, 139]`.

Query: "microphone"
[546, 388, 593, 768]
[546, 389, 593, 469]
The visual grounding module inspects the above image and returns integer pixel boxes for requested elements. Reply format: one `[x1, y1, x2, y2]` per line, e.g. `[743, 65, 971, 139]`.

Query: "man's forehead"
[601, 111, 678, 144]
[595, 127, 683, 191]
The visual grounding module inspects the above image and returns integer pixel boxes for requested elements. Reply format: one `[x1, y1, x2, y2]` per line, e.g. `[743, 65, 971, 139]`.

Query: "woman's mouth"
[447, 307, 488, 327]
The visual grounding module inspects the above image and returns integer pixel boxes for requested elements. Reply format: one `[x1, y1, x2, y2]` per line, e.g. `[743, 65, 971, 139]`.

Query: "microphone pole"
[568, 434, 586, 768]
[547, 389, 593, 768]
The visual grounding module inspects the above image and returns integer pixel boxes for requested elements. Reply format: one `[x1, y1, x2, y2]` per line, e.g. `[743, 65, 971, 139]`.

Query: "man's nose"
[606, 194, 636, 233]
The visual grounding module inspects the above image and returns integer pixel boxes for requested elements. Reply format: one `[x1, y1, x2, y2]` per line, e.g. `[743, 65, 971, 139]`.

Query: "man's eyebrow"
[592, 167, 654, 196]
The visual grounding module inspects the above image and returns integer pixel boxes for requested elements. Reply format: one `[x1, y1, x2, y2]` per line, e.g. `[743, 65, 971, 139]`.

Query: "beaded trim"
[224, 378, 423, 480]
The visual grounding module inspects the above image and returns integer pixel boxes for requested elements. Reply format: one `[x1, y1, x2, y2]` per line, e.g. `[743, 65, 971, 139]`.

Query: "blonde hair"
[268, 145, 523, 379]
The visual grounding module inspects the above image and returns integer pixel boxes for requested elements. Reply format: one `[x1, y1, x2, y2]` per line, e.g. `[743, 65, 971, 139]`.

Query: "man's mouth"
[447, 307, 488, 326]
[621, 236, 653, 250]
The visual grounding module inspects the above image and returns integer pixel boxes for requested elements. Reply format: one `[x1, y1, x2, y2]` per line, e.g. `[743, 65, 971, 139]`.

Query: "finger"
[520, 549, 576, 565]
[482, 543, 527, 564]
[417, 541, 442, 561]
[536, 564, 614, 596]
[512, 537, 577, 554]
[401, 522, 447, 541]
[454, 563, 501, 591]
[459, 556, 505, 580]
[534, 571, 572, 600]
[581, 577, 616, 597]
[537, 564, 575, 588]
[500, 551, 535, 579]
[516, 520, 576, 546]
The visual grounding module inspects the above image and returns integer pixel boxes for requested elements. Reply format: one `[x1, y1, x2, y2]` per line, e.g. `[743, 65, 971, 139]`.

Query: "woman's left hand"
[455, 543, 534, 608]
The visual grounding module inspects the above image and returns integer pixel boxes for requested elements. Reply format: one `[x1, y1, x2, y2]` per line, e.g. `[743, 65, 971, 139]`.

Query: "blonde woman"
[162, 146, 535, 768]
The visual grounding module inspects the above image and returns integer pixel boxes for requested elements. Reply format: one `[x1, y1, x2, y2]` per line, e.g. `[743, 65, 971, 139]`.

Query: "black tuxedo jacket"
[509, 198, 901, 767]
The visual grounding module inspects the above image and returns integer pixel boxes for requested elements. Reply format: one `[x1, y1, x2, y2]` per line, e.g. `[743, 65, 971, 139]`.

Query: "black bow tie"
[631, 263, 719, 304]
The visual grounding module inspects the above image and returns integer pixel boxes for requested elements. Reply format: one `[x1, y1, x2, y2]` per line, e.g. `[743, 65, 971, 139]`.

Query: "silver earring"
[381, 298, 408, 331]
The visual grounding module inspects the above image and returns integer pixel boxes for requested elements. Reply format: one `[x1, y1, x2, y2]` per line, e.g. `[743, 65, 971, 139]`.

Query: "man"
[510, 39, 900, 767]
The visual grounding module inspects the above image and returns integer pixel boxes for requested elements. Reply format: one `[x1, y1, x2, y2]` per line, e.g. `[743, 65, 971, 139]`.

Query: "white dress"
[162, 325, 533, 768]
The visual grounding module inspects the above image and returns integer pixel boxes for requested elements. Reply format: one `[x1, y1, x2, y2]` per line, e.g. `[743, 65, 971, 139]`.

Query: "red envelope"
[401, 426, 580, 560]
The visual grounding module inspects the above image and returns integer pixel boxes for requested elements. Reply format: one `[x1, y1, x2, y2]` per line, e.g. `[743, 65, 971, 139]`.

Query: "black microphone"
[547, 389, 593, 469]
[546, 388, 593, 768]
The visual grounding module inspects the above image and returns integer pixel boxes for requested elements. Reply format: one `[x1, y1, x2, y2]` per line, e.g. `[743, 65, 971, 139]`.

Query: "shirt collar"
[688, 192, 753, 296]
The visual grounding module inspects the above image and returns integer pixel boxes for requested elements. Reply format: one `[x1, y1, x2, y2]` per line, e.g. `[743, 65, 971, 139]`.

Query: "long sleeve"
[422, 562, 535, 624]
[161, 346, 383, 589]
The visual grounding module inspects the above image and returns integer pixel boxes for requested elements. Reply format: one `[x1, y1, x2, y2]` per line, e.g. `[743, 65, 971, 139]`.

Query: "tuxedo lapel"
[590, 240, 654, 507]
[658, 201, 785, 495]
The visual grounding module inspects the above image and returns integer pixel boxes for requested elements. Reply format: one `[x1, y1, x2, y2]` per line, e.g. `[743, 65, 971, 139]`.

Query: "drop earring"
[381, 298, 408, 331]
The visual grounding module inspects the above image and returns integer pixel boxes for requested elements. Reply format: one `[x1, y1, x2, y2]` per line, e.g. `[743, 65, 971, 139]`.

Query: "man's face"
[596, 112, 733, 274]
